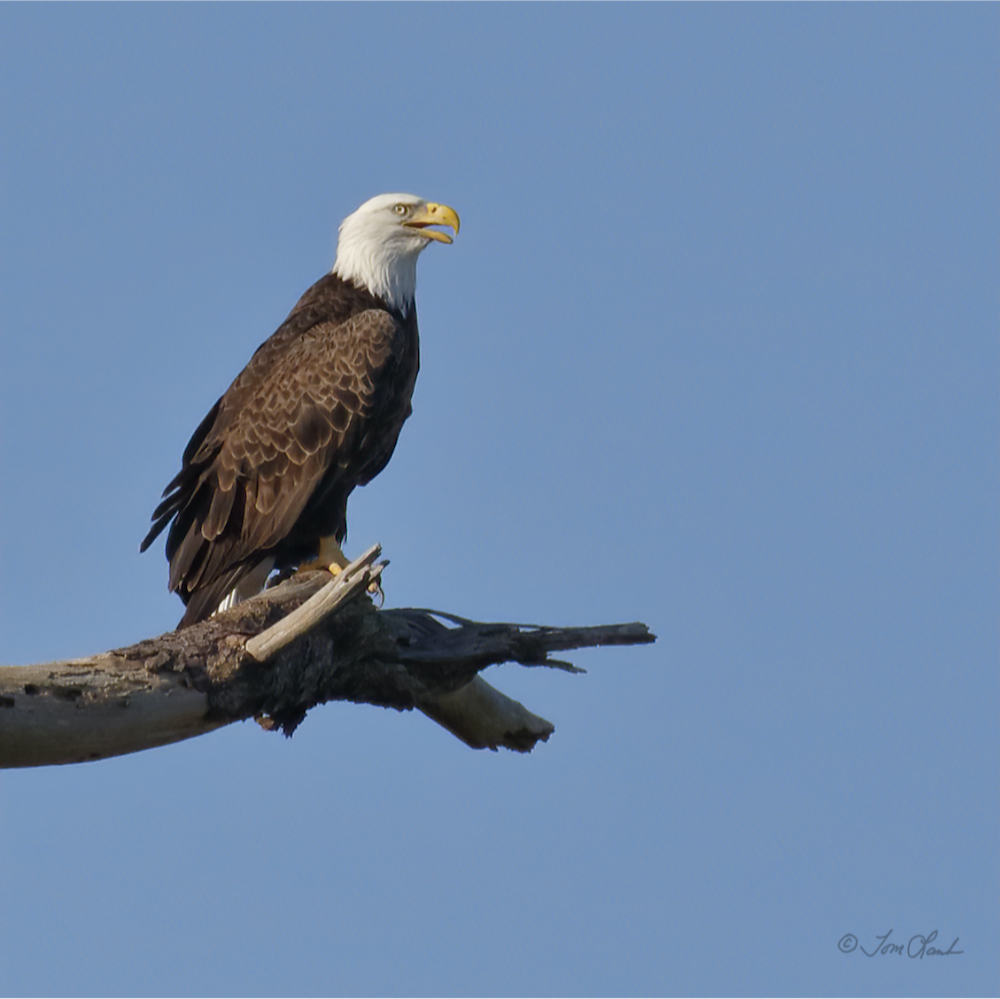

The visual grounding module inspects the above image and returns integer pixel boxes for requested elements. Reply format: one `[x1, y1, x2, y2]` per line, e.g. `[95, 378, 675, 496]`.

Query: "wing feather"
[144, 283, 417, 626]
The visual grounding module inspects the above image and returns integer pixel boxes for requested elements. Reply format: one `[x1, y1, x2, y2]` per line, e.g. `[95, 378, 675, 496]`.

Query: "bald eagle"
[141, 193, 460, 628]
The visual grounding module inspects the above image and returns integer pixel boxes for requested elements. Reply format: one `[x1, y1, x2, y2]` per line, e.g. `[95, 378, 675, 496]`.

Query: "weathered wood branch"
[0, 548, 656, 768]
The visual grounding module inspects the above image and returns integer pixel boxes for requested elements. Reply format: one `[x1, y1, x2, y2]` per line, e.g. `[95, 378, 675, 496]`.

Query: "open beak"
[404, 202, 460, 244]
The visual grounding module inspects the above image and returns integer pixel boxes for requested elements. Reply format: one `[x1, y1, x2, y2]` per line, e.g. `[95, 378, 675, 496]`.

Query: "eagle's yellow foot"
[299, 535, 383, 603]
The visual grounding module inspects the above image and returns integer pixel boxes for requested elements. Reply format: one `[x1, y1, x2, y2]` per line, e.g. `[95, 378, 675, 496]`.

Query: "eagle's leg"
[299, 536, 383, 602]
[299, 535, 351, 575]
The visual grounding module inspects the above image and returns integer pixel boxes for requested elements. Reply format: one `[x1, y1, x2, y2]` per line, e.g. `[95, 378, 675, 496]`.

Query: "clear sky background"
[1, 5, 996, 997]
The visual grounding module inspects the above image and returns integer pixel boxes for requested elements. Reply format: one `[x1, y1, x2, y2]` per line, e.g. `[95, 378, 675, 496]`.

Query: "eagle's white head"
[332, 193, 460, 313]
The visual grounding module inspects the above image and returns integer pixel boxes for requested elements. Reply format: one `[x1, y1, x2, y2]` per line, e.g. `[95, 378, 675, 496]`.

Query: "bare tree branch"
[0, 549, 656, 768]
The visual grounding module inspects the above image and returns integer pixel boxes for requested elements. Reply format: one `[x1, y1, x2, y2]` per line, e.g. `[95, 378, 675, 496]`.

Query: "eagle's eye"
[393, 204, 408, 216]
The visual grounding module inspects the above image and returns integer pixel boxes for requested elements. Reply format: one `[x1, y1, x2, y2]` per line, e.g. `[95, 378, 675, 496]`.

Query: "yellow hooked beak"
[404, 202, 460, 244]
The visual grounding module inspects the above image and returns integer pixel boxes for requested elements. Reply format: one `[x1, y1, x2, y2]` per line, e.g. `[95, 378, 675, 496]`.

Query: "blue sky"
[1, 5, 996, 996]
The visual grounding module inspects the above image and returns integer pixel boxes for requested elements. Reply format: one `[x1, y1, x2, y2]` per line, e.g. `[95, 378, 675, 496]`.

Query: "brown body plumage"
[141, 274, 419, 627]
[142, 193, 458, 628]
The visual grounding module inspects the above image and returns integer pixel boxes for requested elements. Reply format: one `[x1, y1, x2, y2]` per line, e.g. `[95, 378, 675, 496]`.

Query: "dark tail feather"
[176, 574, 238, 629]
[175, 561, 269, 630]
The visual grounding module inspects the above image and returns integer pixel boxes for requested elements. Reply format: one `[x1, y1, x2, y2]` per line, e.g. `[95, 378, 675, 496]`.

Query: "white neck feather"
[332, 236, 420, 314]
